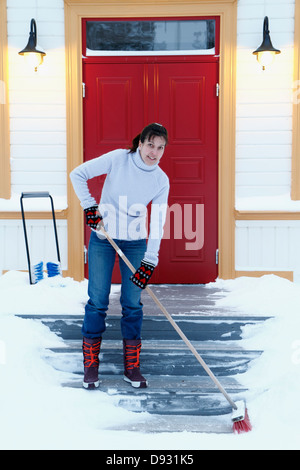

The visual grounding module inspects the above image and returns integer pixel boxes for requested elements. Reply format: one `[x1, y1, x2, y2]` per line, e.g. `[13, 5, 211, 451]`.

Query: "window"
[85, 19, 216, 56]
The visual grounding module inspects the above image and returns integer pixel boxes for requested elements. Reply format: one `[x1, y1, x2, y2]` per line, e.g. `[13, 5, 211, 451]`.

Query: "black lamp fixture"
[253, 16, 281, 70]
[18, 18, 46, 72]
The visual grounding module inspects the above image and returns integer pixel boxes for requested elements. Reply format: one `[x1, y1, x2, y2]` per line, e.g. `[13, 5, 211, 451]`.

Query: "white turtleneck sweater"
[70, 148, 170, 266]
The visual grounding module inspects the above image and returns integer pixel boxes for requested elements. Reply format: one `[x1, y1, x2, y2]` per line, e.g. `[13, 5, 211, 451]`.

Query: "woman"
[70, 123, 169, 389]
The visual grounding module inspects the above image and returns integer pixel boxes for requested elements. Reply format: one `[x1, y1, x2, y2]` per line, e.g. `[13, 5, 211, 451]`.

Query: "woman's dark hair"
[129, 123, 168, 153]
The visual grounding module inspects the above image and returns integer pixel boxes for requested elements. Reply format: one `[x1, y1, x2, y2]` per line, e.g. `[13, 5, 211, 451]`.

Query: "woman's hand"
[130, 260, 155, 289]
[84, 206, 103, 230]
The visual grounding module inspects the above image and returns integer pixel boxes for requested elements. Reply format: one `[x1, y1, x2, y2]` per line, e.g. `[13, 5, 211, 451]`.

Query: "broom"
[97, 225, 252, 434]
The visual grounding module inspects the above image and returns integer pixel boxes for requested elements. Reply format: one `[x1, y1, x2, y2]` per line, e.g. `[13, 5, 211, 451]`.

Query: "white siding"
[1, 0, 68, 275]
[235, 0, 299, 279]
[236, 0, 295, 199]
[6, 0, 67, 198]
[0, 219, 68, 272]
[236, 220, 300, 281]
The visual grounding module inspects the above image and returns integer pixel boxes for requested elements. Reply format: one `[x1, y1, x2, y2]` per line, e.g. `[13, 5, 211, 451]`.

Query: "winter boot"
[123, 339, 148, 388]
[82, 337, 101, 389]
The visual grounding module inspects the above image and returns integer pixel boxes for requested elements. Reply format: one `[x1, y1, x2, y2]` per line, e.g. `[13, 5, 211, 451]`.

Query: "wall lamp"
[253, 16, 281, 70]
[18, 19, 46, 72]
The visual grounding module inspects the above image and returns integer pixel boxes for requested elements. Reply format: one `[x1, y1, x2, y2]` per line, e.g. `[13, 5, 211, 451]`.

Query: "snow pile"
[0, 271, 89, 316]
[211, 275, 300, 448]
[0, 313, 147, 450]
[236, 193, 300, 211]
[0, 272, 149, 450]
[0, 193, 68, 211]
[0, 271, 300, 449]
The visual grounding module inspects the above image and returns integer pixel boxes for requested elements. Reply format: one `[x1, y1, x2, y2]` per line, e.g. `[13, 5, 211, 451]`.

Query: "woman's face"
[138, 135, 166, 166]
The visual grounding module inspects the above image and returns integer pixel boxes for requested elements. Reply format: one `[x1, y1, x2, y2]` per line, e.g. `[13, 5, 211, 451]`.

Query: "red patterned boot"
[123, 339, 148, 388]
[82, 337, 101, 389]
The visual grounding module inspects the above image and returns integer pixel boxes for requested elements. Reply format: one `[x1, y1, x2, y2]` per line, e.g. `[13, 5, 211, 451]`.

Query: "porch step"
[62, 374, 246, 416]
[45, 339, 261, 377]
[17, 305, 267, 433]
[18, 314, 269, 342]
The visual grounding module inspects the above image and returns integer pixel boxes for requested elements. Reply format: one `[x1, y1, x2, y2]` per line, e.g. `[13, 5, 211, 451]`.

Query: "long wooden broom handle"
[99, 226, 237, 410]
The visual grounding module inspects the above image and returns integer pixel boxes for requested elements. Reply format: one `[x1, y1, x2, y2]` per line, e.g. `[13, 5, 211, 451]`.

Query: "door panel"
[83, 59, 218, 283]
[153, 62, 218, 283]
[83, 63, 145, 281]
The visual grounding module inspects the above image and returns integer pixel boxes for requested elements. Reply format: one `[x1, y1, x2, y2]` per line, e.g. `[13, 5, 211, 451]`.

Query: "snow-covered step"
[45, 342, 261, 377]
[48, 338, 254, 351]
[17, 308, 267, 428]
[18, 314, 269, 342]
[64, 374, 244, 393]
[62, 375, 246, 418]
[105, 413, 233, 434]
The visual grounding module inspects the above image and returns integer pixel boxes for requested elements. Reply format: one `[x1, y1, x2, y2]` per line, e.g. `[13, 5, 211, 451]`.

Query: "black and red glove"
[130, 260, 155, 289]
[84, 206, 103, 229]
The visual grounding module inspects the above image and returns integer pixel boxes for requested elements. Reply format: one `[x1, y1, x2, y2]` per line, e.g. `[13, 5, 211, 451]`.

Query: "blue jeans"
[82, 231, 147, 340]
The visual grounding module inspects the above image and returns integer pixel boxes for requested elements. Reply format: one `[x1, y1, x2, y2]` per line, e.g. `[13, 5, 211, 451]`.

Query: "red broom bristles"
[232, 407, 252, 434]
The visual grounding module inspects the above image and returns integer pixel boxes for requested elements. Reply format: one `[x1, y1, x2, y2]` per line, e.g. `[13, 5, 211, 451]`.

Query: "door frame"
[64, 0, 237, 281]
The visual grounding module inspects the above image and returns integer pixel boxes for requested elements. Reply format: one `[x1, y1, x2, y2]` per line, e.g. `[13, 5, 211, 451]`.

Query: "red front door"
[83, 57, 218, 283]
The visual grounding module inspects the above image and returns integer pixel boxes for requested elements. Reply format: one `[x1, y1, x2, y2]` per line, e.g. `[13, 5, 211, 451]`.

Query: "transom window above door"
[84, 18, 217, 56]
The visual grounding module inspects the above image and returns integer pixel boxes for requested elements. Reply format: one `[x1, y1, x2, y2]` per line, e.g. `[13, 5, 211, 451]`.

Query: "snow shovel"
[97, 224, 251, 433]
[20, 192, 61, 284]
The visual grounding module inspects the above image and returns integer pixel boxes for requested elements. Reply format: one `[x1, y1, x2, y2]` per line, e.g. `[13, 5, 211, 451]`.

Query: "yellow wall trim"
[65, 0, 237, 5]
[292, 0, 300, 200]
[235, 210, 300, 221]
[0, 0, 11, 199]
[0, 210, 68, 220]
[235, 271, 293, 282]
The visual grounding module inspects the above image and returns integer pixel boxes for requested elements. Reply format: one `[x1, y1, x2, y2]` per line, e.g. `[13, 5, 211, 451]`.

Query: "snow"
[1, 271, 300, 450]
[0, 193, 68, 211]
[236, 193, 300, 212]
[3, 192, 300, 213]
[3, 190, 299, 213]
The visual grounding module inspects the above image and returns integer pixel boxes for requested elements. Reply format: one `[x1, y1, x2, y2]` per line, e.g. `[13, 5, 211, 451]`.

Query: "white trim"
[85, 47, 215, 57]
